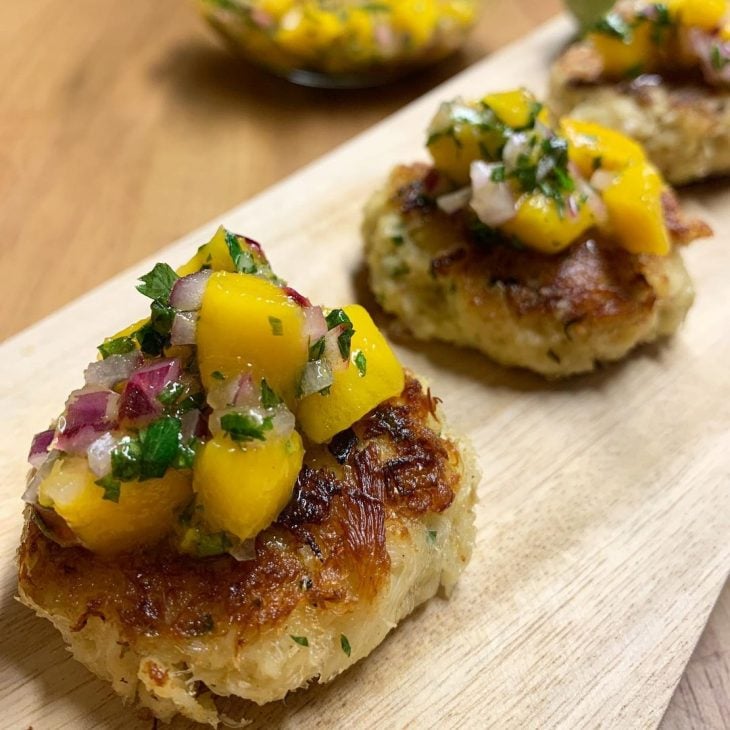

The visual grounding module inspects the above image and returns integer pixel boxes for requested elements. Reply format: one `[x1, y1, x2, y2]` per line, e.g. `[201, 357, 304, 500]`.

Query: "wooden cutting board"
[1, 16, 728, 729]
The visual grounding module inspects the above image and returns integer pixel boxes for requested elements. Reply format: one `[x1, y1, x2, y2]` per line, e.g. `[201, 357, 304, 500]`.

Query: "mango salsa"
[298, 305, 404, 444]
[197, 271, 308, 405]
[193, 431, 304, 541]
[38, 457, 192, 554]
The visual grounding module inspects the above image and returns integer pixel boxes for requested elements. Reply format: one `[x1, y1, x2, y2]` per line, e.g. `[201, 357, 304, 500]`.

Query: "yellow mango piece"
[193, 431, 303, 540]
[196, 271, 308, 405]
[177, 226, 271, 277]
[602, 163, 670, 255]
[38, 457, 192, 555]
[427, 105, 504, 185]
[560, 118, 646, 178]
[500, 193, 597, 254]
[588, 22, 654, 77]
[667, 0, 726, 29]
[482, 89, 538, 130]
[297, 305, 405, 444]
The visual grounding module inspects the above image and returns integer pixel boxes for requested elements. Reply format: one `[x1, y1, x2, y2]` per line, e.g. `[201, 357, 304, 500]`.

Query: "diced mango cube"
[560, 118, 646, 178]
[297, 305, 404, 444]
[588, 21, 654, 77]
[667, 0, 727, 30]
[193, 431, 303, 540]
[500, 192, 597, 253]
[197, 271, 308, 405]
[427, 101, 504, 185]
[482, 89, 538, 130]
[38, 457, 192, 554]
[602, 163, 670, 255]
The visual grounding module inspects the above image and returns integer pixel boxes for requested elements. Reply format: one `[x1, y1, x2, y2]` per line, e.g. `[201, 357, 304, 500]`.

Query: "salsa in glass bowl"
[197, 0, 481, 87]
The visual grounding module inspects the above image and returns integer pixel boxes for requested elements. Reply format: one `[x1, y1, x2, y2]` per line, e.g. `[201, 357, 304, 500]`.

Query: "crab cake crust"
[364, 164, 706, 378]
[549, 42, 730, 185]
[17, 374, 478, 726]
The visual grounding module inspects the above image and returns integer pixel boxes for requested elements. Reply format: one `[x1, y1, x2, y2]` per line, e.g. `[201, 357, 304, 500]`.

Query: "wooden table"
[1, 1, 727, 726]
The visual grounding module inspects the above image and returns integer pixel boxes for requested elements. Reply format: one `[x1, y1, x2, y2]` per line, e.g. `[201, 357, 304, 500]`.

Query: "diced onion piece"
[590, 169, 618, 192]
[56, 389, 120, 454]
[84, 351, 143, 389]
[502, 132, 530, 172]
[118, 358, 181, 423]
[28, 429, 55, 468]
[229, 538, 257, 562]
[170, 311, 197, 346]
[169, 269, 212, 311]
[299, 359, 333, 397]
[302, 305, 328, 343]
[469, 161, 516, 227]
[86, 432, 117, 478]
[23, 450, 61, 504]
[323, 325, 349, 373]
[271, 406, 296, 438]
[437, 187, 472, 214]
[180, 408, 206, 442]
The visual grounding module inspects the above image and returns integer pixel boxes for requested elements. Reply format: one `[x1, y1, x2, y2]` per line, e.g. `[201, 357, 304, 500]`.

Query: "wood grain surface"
[1, 2, 728, 728]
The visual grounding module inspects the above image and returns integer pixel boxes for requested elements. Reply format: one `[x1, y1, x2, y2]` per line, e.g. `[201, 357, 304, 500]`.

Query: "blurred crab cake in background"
[363, 89, 712, 377]
[17, 227, 478, 726]
[549, 0, 730, 185]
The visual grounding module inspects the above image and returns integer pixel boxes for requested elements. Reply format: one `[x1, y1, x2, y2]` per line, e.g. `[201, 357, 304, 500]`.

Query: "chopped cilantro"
[268, 316, 283, 336]
[354, 350, 367, 377]
[592, 12, 633, 43]
[196, 531, 232, 557]
[290, 635, 309, 647]
[173, 437, 200, 470]
[220, 411, 273, 442]
[340, 634, 352, 657]
[427, 529, 438, 545]
[711, 44, 730, 71]
[98, 335, 136, 360]
[157, 380, 185, 406]
[490, 164, 507, 183]
[95, 475, 121, 503]
[211, 370, 225, 381]
[138, 417, 183, 479]
[308, 337, 326, 361]
[224, 230, 257, 274]
[260, 378, 281, 408]
[111, 436, 143, 481]
[136, 263, 179, 303]
[592, 155, 603, 171]
[134, 322, 167, 357]
[325, 309, 355, 359]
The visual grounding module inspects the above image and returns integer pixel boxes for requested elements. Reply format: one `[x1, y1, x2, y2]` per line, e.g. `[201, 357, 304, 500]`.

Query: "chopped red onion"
[234, 373, 256, 407]
[55, 389, 120, 453]
[171, 311, 197, 346]
[437, 187, 472, 215]
[503, 132, 530, 172]
[229, 538, 257, 562]
[469, 161, 516, 228]
[324, 325, 348, 373]
[119, 358, 181, 423]
[23, 450, 60, 504]
[86, 432, 117, 478]
[302, 305, 327, 343]
[207, 373, 256, 410]
[170, 270, 212, 311]
[28, 429, 55, 467]
[180, 408, 208, 442]
[299, 359, 333, 397]
[283, 286, 312, 308]
[84, 351, 143, 389]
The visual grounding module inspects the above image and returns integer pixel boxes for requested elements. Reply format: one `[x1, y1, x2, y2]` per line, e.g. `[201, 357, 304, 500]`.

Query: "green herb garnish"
[340, 634, 352, 657]
[157, 380, 185, 406]
[354, 351, 367, 377]
[220, 412, 273, 442]
[136, 263, 179, 302]
[95, 475, 121, 503]
[211, 370, 225, 381]
[290, 635, 309, 647]
[268, 316, 283, 336]
[97, 335, 137, 360]
[308, 337, 326, 361]
[325, 309, 355, 359]
[260, 378, 281, 408]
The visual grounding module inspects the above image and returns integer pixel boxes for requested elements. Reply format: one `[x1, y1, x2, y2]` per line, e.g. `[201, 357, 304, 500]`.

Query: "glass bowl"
[197, 0, 481, 88]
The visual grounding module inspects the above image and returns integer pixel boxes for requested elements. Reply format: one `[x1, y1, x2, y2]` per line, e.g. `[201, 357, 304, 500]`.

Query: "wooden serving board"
[1, 16, 728, 729]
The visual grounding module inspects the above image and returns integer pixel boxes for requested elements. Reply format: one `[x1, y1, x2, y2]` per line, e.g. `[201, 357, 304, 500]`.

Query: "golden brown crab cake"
[18, 373, 478, 726]
[549, 1, 730, 185]
[363, 163, 709, 377]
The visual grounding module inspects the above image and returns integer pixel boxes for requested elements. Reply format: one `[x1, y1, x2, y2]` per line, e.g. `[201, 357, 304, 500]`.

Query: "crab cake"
[363, 90, 712, 377]
[549, 0, 730, 185]
[17, 228, 478, 726]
